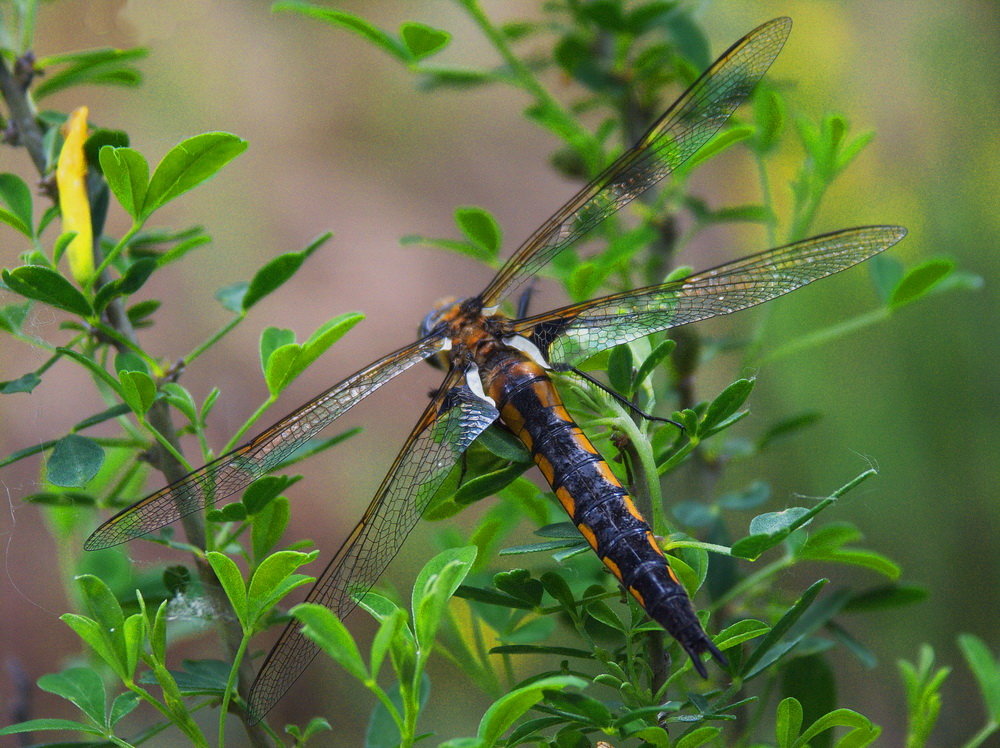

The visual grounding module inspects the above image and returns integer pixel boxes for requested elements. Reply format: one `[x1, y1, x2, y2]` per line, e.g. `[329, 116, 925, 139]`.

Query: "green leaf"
[0, 173, 34, 236]
[26, 491, 96, 506]
[476, 425, 531, 463]
[400, 234, 490, 260]
[684, 125, 753, 172]
[714, 619, 770, 651]
[35, 47, 147, 99]
[0, 301, 31, 334]
[260, 326, 296, 373]
[543, 690, 612, 728]
[540, 571, 578, 619]
[242, 233, 330, 310]
[455, 206, 501, 258]
[412, 546, 477, 654]
[84, 129, 130, 169]
[607, 344, 633, 394]
[675, 726, 722, 748]
[108, 691, 140, 726]
[732, 506, 810, 559]
[264, 314, 363, 395]
[490, 644, 594, 660]
[843, 584, 927, 612]
[888, 258, 955, 309]
[119, 369, 157, 415]
[797, 708, 879, 746]
[247, 550, 318, 623]
[2, 266, 93, 317]
[702, 378, 754, 433]
[293, 602, 369, 682]
[153, 659, 230, 695]
[78, 574, 126, 633]
[127, 298, 160, 325]
[216, 281, 248, 312]
[142, 132, 247, 219]
[114, 350, 149, 375]
[94, 257, 156, 312]
[453, 461, 531, 506]
[775, 697, 803, 748]
[795, 522, 901, 579]
[0, 718, 106, 737]
[477, 675, 587, 744]
[99, 146, 149, 220]
[400, 22, 451, 61]
[285, 717, 333, 743]
[454, 584, 532, 610]
[0, 206, 32, 237]
[781, 654, 836, 745]
[47, 434, 104, 487]
[898, 645, 948, 747]
[369, 607, 405, 680]
[274, 2, 408, 60]
[731, 467, 878, 560]
[207, 502, 247, 523]
[122, 612, 143, 680]
[633, 338, 676, 392]
[709, 204, 776, 225]
[758, 411, 822, 450]
[162, 382, 198, 423]
[958, 633, 1000, 720]
[206, 551, 248, 627]
[1, 371, 42, 394]
[493, 569, 543, 607]
[37, 667, 107, 725]
[718, 481, 771, 510]
[62, 576, 133, 681]
[869, 254, 904, 302]
[243, 475, 297, 515]
[743, 579, 827, 678]
[753, 86, 785, 153]
[61, 614, 121, 678]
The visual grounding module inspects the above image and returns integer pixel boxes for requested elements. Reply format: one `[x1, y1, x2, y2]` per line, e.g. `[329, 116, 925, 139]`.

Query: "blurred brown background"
[1, 1, 997, 744]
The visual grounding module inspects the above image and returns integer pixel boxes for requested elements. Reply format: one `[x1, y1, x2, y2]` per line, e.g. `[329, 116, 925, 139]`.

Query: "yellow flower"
[56, 106, 93, 284]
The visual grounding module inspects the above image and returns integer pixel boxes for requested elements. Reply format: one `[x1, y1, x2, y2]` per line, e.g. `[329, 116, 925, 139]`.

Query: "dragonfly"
[85, 16, 906, 721]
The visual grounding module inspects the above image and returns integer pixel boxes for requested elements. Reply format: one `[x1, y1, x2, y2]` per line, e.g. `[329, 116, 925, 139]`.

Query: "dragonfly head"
[419, 296, 467, 369]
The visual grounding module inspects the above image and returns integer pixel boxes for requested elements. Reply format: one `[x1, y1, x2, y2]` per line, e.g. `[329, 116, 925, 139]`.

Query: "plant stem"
[224, 394, 277, 453]
[185, 314, 245, 367]
[756, 306, 891, 364]
[0, 53, 46, 171]
[218, 632, 251, 748]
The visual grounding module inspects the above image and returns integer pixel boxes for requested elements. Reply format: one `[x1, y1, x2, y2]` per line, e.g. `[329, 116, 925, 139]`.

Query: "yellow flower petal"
[56, 106, 94, 284]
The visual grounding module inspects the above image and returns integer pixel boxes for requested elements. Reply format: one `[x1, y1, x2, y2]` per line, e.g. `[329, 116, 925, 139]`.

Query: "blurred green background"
[0, 1, 996, 744]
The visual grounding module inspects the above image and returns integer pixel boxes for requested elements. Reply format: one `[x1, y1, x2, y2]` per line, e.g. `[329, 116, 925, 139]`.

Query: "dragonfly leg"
[562, 365, 684, 429]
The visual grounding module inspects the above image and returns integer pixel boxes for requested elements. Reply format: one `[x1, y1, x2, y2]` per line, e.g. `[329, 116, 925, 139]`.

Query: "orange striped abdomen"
[483, 353, 725, 675]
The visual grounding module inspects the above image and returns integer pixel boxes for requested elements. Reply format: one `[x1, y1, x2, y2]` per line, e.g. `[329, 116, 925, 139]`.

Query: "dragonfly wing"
[246, 367, 499, 722]
[479, 17, 791, 306]
[514, 226, 907, 367]
[84, 335, 447, 550]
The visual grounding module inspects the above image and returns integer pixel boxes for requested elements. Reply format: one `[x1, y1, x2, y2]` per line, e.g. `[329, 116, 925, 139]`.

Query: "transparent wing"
[514, 226, 907, 367]
[479, 17, 791, 306]
[246, 367, 499, 722]
[84, 335, 447, 550]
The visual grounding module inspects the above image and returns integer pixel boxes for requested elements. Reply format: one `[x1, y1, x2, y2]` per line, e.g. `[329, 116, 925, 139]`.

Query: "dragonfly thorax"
[419, 295, 517, 370]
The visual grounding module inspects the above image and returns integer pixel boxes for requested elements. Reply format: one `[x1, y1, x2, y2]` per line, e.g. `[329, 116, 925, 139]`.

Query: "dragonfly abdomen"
[483, 353, 726, 676]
